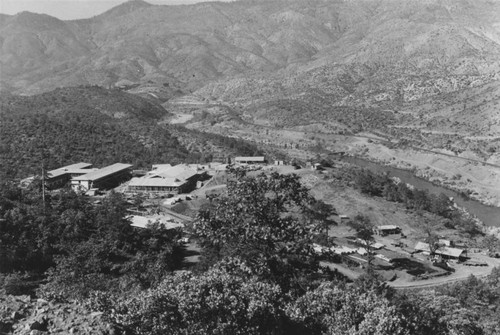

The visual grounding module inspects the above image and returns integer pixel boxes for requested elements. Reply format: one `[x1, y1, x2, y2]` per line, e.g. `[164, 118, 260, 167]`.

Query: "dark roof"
[376, 225, 400, 231]
[235, 156, 265, 162]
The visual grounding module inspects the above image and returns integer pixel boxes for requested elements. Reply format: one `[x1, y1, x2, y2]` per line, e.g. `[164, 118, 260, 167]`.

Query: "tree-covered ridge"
[0, 86, 168, 120]
[0, 106, 188, 180]
[0, 87, 264, 180]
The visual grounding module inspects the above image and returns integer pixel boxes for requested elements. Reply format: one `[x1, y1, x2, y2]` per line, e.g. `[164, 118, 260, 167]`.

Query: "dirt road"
[161, 207, 193, 223]
[388, 253, 500, 289]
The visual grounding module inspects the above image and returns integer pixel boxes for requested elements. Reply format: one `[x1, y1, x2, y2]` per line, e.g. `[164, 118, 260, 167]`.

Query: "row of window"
[128, 186, 179, 192]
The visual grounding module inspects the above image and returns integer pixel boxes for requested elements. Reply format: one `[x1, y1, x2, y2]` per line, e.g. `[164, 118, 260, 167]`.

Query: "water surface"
[339, 156, 500, 227]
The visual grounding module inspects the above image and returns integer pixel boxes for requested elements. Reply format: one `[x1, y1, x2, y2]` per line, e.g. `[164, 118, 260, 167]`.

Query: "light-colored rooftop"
[129, 176, 185, 187]
[72, 163, 132, 182]
[47, 163, 93, 178]
[55, 162, 92, 170]
[330, 246, 356, 255]
[50, 168, 97, 178]
[414, 242, 465, 258]
[152, 164, 172, 171]
[148, 164, 198, 181]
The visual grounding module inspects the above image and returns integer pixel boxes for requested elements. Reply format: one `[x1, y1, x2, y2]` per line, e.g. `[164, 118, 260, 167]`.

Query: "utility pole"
[41, 161, 46, 209]
[39, 127, 48, 210]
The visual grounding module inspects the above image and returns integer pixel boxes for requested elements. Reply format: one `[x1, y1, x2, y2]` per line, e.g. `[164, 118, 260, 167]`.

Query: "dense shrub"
[0, 186, 184, 299]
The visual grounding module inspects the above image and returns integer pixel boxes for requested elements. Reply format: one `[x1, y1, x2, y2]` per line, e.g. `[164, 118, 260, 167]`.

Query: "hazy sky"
[0, 0, 234, 20]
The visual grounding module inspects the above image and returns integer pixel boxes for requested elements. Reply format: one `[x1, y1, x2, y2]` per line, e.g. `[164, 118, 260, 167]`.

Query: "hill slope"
[0, 86, 262, 180]
[2, 0, 499, 97]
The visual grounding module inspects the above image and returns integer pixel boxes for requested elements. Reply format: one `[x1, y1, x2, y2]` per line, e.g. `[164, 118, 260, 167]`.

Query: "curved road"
[388, 253, 500, 289]
[321, 253, 500, 289]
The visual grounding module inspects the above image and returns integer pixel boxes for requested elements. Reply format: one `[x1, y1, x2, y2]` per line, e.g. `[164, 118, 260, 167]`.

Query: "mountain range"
[1, 0, 499, 98]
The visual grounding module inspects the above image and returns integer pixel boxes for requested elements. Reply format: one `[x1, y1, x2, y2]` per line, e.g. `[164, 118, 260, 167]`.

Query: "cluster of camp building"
[314, 223, 468, 275]
[22, 157, 469, 266]
[21, 157, 268, 196]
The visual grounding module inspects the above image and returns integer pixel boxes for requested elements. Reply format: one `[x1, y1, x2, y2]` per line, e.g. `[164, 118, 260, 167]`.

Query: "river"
[339, 156, 500, 227]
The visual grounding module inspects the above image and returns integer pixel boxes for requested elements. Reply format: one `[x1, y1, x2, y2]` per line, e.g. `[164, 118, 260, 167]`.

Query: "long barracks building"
[71, 163, 133, 192]
[20, 162, 95, 189]
[127, 164, 204, 196]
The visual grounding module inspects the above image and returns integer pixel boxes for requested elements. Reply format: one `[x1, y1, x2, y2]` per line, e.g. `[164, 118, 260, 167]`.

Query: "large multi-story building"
[127, 164, 204, 196]
[21, 162, 95, 189]
[71, 163, 133, 192]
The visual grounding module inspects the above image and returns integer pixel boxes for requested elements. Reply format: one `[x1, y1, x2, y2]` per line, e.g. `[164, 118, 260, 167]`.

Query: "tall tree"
[194, 169, 329, 292]
[307, 201, 336, 236]
[348, 214, 376, 272]
[418, 212, 442, 257]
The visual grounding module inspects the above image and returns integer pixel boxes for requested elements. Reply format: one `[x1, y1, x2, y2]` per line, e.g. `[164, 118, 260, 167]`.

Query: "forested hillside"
[0, 86, 263, 180]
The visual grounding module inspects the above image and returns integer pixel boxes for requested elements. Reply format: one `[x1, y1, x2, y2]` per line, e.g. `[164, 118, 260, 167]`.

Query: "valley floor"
[176, 105, 500, 211]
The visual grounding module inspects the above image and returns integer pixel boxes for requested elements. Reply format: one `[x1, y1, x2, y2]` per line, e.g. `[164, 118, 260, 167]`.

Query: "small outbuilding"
[414, 242, 467, 260]
[234, 156, 266, 164]
[375, 225, 402, 236]
[311, 163, 323, 171]
[338, 215, 350, 224]
[439, 239, 454, 247]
